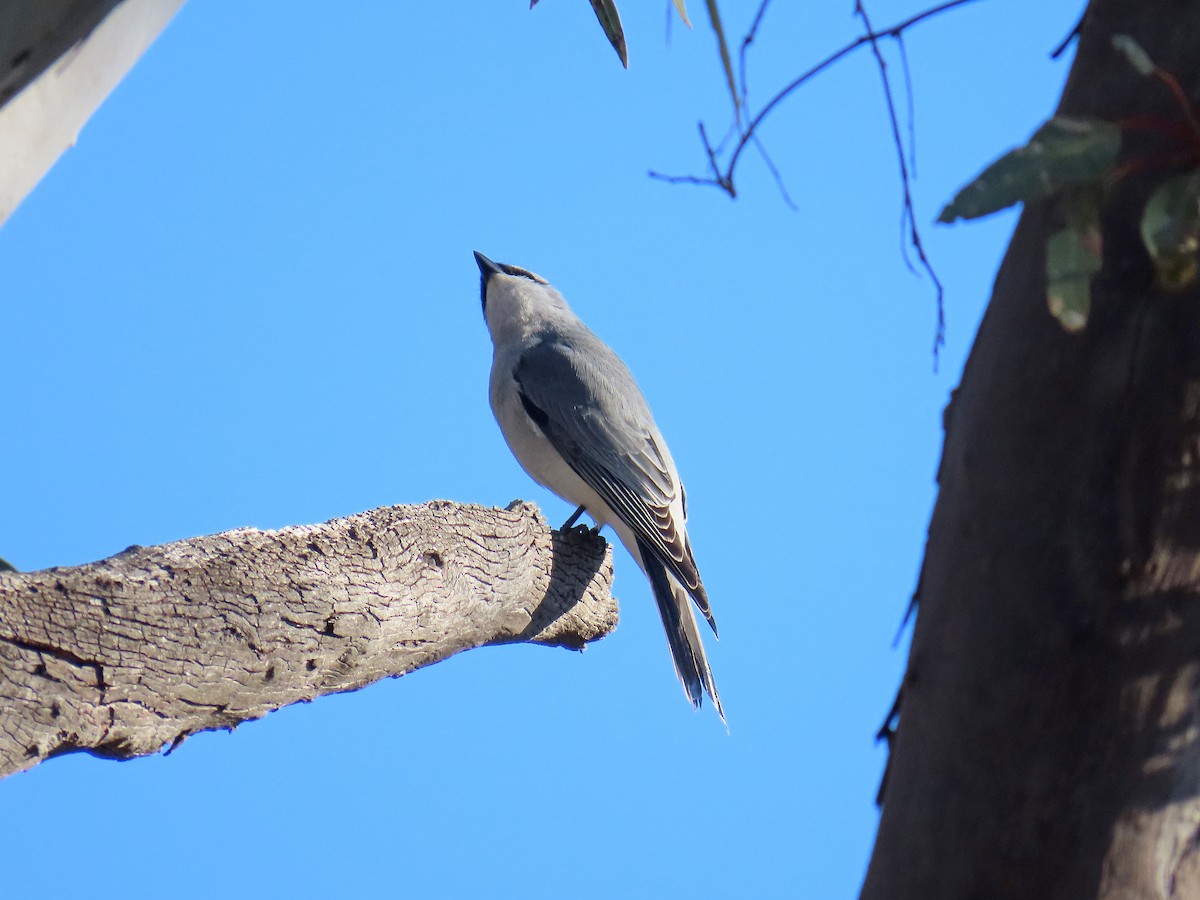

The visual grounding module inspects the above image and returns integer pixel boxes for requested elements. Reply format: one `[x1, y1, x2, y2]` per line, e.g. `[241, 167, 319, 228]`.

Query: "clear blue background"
[2, 2, 1079, 896]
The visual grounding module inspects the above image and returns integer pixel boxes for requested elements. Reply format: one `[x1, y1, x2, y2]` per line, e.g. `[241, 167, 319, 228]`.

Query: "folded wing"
[514, 335, 716, 634]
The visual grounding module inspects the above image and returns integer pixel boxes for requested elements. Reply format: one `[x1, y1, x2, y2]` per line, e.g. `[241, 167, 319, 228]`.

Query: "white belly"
[489, 363, 618, 530]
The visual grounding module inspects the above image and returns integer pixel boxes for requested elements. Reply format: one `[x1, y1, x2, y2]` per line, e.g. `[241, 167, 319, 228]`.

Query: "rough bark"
[0, 501, 616, 779]
[862, 2, 1200, 898]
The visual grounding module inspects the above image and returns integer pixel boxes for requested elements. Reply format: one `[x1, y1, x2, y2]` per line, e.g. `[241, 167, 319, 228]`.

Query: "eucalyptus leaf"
[673, 0, 691, 28]
[939, 117, 1121, 224]
[1046, 225, 1102, 332]
[1141, 171, 1200, 290]
[530, 0, 627, 67]
[536, 0, 626, 67]
[705, 1, 738, 117]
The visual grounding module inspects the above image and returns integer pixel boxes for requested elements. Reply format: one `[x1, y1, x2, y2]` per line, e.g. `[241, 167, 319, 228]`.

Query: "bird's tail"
[637, 537, 724, 723]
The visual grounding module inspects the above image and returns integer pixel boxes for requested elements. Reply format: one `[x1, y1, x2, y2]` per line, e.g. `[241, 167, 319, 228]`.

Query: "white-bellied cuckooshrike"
[475, 250, 722, 720]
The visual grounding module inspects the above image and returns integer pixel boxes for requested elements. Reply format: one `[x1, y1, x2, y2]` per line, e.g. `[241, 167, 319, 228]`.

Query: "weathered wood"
[0, 501, 616, 778]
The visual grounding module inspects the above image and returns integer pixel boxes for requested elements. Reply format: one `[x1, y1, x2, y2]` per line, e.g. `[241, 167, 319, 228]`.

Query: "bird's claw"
[561, 504, 587, 531]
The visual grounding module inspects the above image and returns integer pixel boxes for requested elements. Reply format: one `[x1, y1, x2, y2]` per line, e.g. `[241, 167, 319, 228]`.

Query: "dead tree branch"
[650, 0, 981, 357]
[0, 501, 616, 778]
[649, 0, 979, 196]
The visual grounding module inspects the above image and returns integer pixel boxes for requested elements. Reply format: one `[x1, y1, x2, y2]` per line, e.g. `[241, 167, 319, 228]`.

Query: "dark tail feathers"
[638, 537, 724, 722]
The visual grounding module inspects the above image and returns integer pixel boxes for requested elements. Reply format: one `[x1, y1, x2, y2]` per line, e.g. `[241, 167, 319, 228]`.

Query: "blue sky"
[1, 2, 1081, 896]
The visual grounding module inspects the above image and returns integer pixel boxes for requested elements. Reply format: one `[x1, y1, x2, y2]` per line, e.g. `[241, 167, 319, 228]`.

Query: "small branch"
[750, 134, 797, 210]
[0, 501, 616, 778]
[1049, 9, 1085, 60]
[738, 0, 772, 102]
[854, 0, 946, 359]
[699, 121, 727, 188]
[733, 0, 979, 192]
[653, 0, 970, 359]
[897, 32, 917, 180]
[647, 171, 723, 189]
[652, 0, 977, 193]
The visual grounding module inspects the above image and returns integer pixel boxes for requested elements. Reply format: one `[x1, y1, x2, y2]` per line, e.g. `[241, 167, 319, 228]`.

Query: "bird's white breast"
[488, 350, 617, 530]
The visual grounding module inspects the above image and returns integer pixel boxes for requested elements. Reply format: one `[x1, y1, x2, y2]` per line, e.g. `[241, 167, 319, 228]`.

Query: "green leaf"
[1112, 34, 1156, 77]
[1046, 222, 1102, 333]
[938, 117, 1121, 224]
[534, 0, 627, 66]
[1141, 170, 1200, 290]
[672, 0, 691, 28]
[588, 0, 628, 68]
[705, 1, 738, 118]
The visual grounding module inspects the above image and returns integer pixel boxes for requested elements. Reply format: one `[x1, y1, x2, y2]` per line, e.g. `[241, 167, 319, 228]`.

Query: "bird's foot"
[561, 505, 602, 537]
[561, 505, 587, 530]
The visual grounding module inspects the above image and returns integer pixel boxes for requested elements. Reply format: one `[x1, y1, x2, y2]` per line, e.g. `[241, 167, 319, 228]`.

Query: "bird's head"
[474, 251, 571, 343]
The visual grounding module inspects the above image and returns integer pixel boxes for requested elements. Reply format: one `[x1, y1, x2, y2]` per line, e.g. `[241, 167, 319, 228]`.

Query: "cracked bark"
[0, 500, 616, 779]
[862, 2, 1200, 897]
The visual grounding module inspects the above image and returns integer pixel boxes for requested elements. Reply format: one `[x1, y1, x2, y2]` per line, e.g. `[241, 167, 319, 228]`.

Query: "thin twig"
[647, 171, 723, 188]
[1049, 9, 1085, 59]
[652, 0, 974, 358]
[699, 121, 731, 193]
[897, 32, 917, 180]
[739, 0, 772, 102]
[650, 122, 736, 194]
[652, 0, 977, 204]
[751, 135, 797, 210]
[723, 0, 980, 188]
[855, 0, 946, 359]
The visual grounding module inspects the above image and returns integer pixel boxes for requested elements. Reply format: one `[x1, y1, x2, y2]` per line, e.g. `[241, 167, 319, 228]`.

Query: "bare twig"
[855, 0, 946, 359]
[651, 0, 975, 360]
[699, 122, 731, 191]
[751, 134, 797, 210]
[650, 0, 979, 194]
[897, 32, 917, 180]
[747, 0, 975, 190]
[738, 0, 772, 102]
[1049, 9, 1085, 60]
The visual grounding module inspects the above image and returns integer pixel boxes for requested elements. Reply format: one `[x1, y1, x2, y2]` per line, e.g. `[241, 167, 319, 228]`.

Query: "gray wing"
[514, 335, 716, 633]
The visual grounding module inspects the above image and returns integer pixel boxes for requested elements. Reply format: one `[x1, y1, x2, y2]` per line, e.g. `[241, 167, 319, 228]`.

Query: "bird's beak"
[474, 250, 503, 283]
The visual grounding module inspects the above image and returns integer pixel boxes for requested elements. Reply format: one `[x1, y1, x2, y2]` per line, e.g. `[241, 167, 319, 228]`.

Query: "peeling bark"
[863, 2, 1200, 898]
[0, 501, 616, 778]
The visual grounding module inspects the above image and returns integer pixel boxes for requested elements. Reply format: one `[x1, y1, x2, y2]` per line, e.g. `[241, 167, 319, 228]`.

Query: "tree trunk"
[862, 2, 1200, 897]
[0, 501, 616, 779]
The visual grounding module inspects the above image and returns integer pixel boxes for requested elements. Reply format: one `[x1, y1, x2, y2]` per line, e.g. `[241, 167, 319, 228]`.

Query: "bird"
[474, 250, 723, 720]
